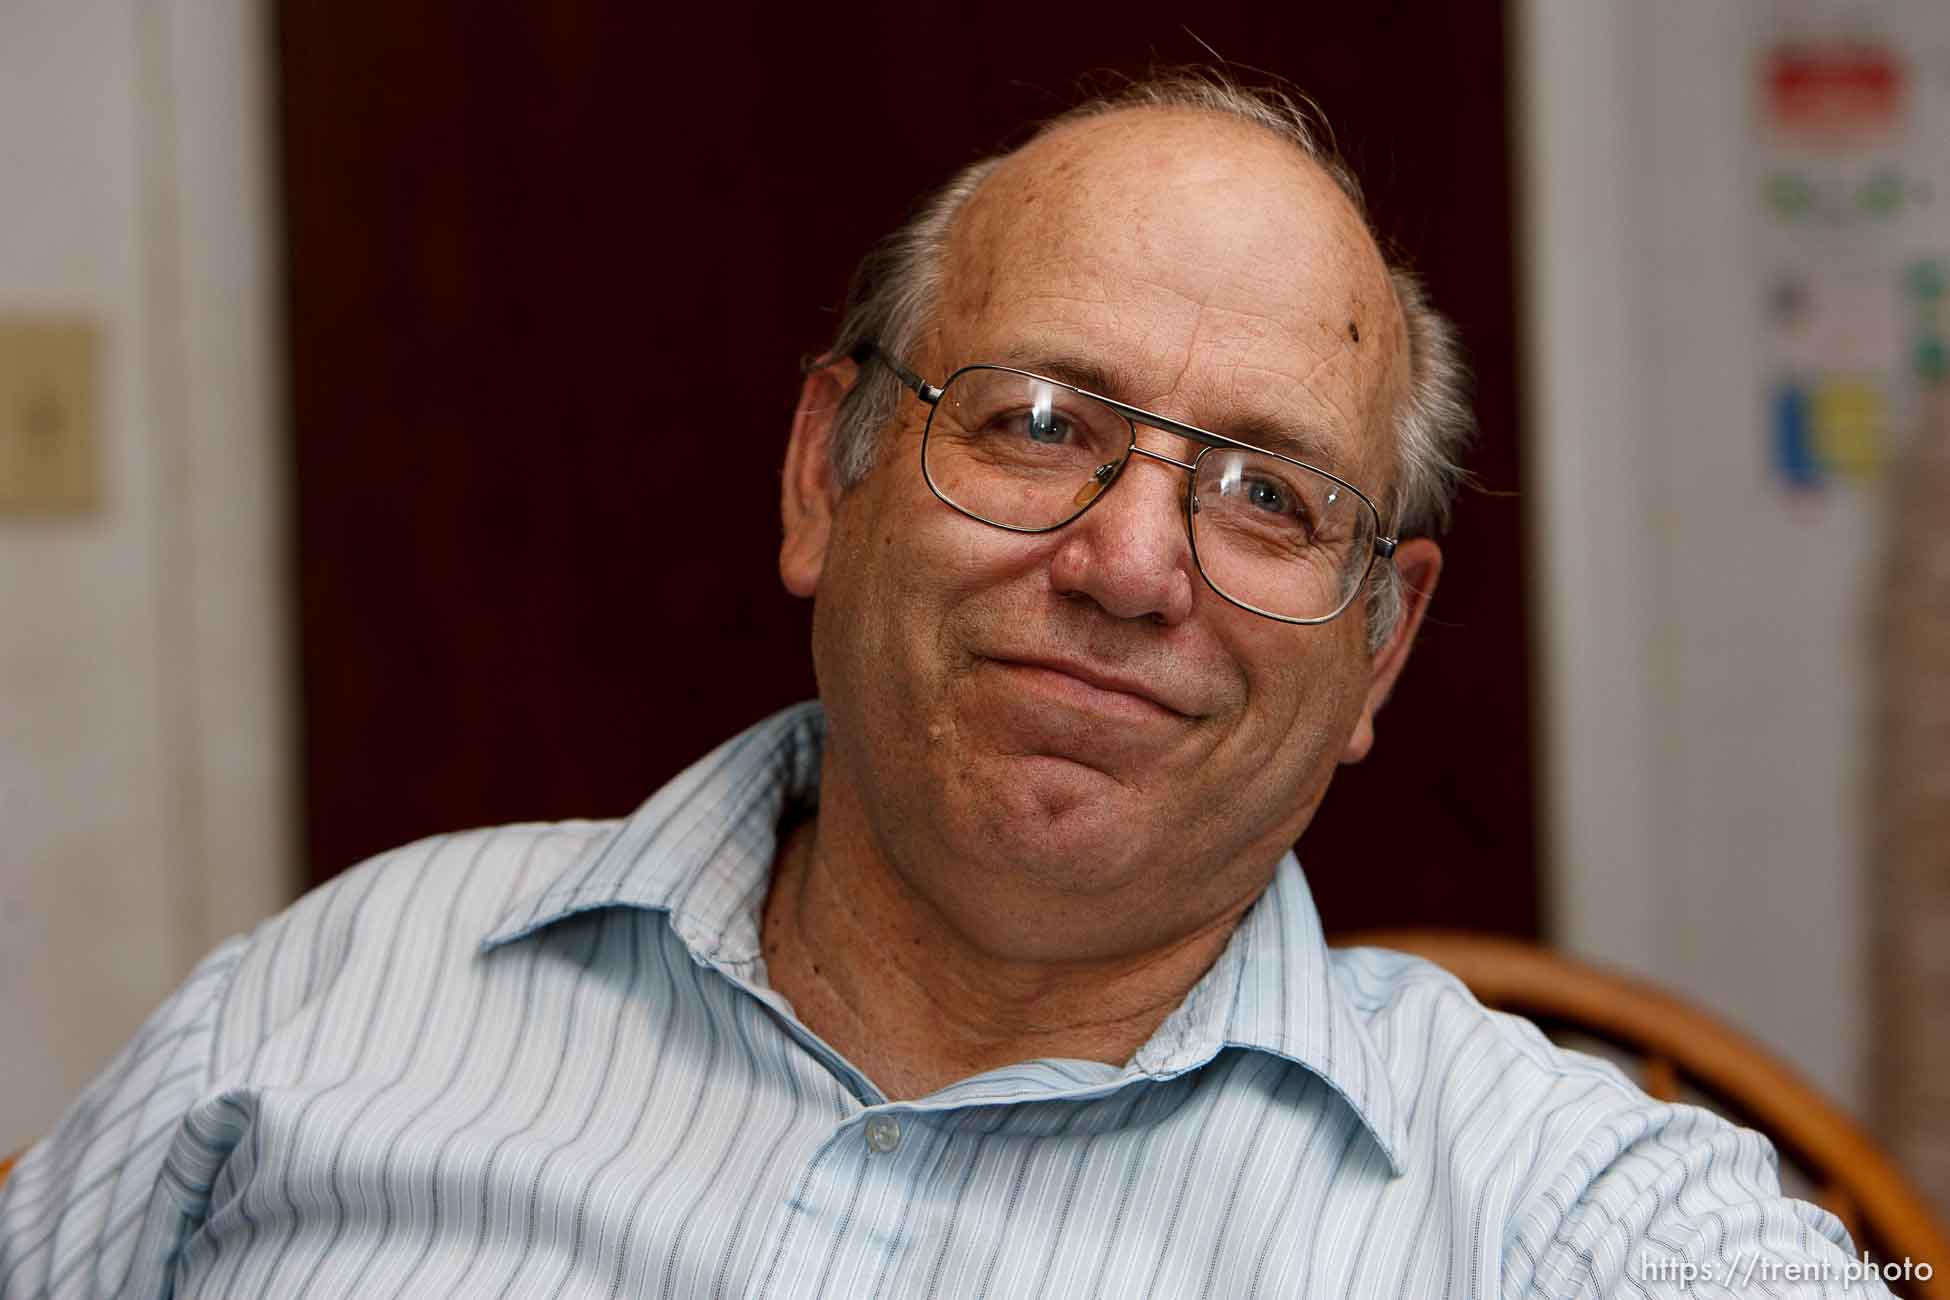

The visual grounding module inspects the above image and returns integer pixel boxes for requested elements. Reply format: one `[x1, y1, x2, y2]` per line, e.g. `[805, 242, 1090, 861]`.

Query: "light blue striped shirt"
[1, 703, 1891, 1297]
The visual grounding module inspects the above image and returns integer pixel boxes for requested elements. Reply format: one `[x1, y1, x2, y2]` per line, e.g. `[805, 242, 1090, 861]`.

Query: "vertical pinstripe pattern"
[0, 704, 1895, 1297]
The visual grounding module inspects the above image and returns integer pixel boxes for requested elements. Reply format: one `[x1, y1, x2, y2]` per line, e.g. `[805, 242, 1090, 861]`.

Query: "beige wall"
[0, 0, 294, 1153]
[1511, 0, 1945, 1116]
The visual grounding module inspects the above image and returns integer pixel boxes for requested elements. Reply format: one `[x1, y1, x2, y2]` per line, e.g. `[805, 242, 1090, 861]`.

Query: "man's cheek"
[1246, 651, 1355, 763]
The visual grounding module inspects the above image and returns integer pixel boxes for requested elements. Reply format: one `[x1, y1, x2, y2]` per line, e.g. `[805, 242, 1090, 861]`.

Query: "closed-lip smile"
[983, 653, 1196, 719]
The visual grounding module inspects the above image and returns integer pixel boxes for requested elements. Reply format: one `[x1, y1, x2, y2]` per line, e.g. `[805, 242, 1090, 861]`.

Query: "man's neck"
[758, 813, 1255, 1101]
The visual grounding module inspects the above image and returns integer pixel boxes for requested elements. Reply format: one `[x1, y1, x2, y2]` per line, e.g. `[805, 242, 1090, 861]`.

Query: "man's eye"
[1018, 408, 1073, 444]
[1244, 477, 1290, 513]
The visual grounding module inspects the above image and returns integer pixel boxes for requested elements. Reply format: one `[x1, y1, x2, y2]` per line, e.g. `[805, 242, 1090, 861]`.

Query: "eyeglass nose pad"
[1070, 460, 1121, 509]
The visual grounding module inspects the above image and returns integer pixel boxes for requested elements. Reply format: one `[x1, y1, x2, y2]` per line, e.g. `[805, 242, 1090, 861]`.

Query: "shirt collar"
[482, 701, 1406, 1175]
[1135, 852, 1409, 1174]
[482, 700, 825, 966]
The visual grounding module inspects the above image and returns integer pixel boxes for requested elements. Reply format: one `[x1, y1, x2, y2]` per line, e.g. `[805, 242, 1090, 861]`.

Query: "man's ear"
[779, 359, 857, 597]
[1341, 538, 1442, 764]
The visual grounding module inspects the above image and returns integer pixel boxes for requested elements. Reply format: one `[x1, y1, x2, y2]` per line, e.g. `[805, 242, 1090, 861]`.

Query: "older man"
[0, 75, 1889, 1299]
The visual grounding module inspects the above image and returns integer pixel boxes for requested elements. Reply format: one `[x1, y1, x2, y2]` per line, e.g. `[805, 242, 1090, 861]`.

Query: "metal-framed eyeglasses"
[856, 344, 1397, 625]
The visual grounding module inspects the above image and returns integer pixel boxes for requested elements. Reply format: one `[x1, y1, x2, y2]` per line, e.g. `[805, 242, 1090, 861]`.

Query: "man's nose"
[1046, 451, 1199, 625]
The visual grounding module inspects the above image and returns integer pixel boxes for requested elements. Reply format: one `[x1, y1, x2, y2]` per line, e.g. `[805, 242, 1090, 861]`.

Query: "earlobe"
[779, 361, 856, 598]
[1340, 538, 1443, 764]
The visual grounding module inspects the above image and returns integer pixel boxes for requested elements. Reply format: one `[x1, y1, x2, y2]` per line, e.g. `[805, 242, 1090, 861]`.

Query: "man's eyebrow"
[1203, 410, 1353, 474]
[990, 347, 1128, 401]
[988, 345, 1355, 474]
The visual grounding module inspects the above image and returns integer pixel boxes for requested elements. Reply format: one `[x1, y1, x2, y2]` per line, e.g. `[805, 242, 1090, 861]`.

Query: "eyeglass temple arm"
[850, 343, 943, 405]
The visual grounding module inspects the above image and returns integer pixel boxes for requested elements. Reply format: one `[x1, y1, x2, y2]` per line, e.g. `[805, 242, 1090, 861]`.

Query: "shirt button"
[864, 1114, 902, 1154]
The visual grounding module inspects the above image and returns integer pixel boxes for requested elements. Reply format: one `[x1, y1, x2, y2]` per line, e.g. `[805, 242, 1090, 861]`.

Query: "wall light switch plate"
[0, 317, 102, 513]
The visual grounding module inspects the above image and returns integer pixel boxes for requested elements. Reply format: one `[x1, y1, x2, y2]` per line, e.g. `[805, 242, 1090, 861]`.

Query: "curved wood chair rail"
[1340, 929, 1949, 1298]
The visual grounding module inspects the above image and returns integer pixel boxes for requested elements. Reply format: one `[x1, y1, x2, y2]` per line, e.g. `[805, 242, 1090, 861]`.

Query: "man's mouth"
[979, 653, 1197, 720]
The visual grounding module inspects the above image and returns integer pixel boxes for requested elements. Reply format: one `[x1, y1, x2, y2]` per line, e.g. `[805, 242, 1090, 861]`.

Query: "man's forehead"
[935, 107, 1407, 483]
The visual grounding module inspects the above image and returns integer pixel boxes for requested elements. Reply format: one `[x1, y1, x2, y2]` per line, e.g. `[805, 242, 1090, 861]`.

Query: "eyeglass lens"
[922, 367, 1376, 622]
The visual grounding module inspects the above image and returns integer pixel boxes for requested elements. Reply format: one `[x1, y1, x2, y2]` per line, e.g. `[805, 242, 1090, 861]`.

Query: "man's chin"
[990, 750, 1128, 810]
[948, 751, 1165, 891]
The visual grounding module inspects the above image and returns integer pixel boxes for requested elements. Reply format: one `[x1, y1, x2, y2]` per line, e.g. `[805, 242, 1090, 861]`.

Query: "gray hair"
[821, 71, 1474, 649]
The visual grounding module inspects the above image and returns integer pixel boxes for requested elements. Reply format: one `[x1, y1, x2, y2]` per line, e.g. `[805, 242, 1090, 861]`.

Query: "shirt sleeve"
[1511, 1098, 1905, 1299]
[0, 936, 247, 1300]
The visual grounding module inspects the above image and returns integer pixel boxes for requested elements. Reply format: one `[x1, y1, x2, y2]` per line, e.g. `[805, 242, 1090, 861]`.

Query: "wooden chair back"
[1343, 930, 1948, 1298]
